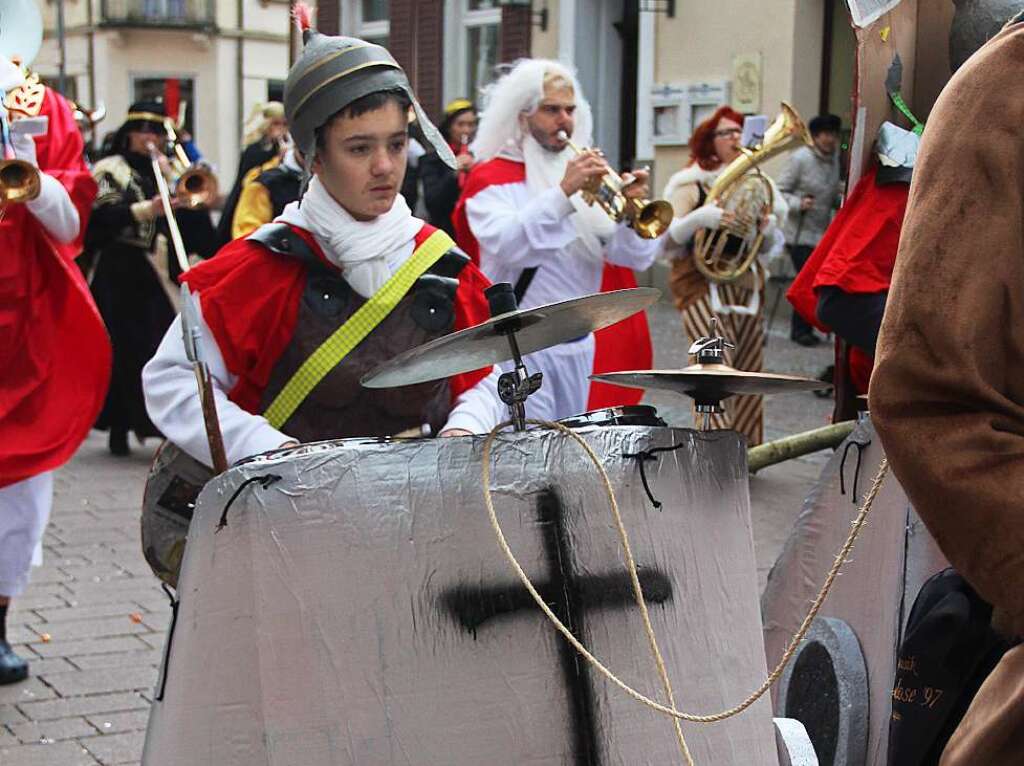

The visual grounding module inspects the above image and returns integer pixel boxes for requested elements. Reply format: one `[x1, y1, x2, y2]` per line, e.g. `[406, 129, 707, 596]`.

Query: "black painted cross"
[440, 488, 672, 766]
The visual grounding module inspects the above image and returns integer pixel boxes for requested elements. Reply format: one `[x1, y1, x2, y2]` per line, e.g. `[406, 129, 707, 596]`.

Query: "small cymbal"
[590, 363, 825, 400]
[363, 288, 661, 389]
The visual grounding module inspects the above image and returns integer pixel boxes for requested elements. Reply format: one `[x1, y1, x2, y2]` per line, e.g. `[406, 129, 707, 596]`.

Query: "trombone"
[146, 141, 228, 474]
[556, 130, 672, 239]
[164, 117, 218, 210]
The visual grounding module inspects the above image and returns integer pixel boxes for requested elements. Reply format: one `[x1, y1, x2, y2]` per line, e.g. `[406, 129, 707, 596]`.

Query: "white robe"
[0, 131, 82, 599]
[143, 237, 506, 469]
[465, 182, 661, 421]
[0, 473, 53, 598]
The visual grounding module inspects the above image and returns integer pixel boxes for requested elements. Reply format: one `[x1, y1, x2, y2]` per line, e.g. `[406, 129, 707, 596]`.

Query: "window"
[132, 76, 196, 136]
[460, 0, 500, 101]
[345, 0, 390, 48]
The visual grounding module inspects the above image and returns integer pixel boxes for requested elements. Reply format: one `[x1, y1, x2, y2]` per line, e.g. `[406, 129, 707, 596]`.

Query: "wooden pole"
[747, 420, 857, 474]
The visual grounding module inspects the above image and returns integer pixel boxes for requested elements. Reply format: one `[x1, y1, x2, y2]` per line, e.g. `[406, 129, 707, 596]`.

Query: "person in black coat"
[84, 101, 217, 455]
[419, 99, 477, 237]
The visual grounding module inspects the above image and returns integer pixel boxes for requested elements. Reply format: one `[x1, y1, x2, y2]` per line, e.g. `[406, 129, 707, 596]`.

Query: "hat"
[440, 98, 476, 143]
[444, 98, 474, 116]
[112, 100, 167, 154]
[122, 100, 166, 133]
[808, 113, 841, 136]
[284, 6, 455, 171]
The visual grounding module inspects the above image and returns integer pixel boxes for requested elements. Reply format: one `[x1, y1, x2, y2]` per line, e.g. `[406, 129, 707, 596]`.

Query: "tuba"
[557, 130, 673, 239]
[693, 103, 812, 283]
[0, 0, 43, 208]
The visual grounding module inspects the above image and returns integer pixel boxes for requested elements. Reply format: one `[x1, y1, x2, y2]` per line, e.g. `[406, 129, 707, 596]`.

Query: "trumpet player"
[453, 59, 662, 422]
[0, 52, 108, 685]
[85, 101, 217, 456]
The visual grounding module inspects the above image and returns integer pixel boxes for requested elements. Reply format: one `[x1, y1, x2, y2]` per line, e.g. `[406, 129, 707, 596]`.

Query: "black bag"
[887, 568, 1011, 766]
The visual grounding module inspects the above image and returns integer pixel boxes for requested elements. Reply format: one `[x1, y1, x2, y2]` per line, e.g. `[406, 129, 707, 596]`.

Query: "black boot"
[0, 640, 28, 685]
[109, 426, 130, 456]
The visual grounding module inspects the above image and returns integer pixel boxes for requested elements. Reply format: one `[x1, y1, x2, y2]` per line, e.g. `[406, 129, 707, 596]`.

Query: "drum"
[142, 436, 431, 587]
[141, 442, 212, 588]
[144, 425, 780, 765]
[558, 404, 666, 429]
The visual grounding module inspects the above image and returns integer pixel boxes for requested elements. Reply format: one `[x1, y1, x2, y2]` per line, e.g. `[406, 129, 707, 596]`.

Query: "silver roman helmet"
[284, 19, 456, 173]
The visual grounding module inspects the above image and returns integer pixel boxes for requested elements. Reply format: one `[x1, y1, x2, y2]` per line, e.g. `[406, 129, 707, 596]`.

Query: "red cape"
[182, 223, 493, 414]
[786, 164, 909, 394]
[453, 157, 651, 409]
[0, 88, 107, 488]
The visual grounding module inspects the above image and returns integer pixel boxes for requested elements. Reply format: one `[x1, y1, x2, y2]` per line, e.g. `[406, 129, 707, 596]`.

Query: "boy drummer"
[143, 15, 504, 464]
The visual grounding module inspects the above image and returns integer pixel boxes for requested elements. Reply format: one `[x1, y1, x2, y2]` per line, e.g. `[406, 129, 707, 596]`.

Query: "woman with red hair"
[660, 106, 788, 446]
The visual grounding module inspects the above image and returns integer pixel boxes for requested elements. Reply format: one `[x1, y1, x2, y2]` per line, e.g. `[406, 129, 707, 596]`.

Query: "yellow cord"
[481, 419, 888, 764]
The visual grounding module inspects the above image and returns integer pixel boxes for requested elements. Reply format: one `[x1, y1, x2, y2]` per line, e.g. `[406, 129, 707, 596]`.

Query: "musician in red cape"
[786, 124, 914, 412]
[0, 57, 106, 684]
[143, 13, 503, 470]
[453, 59, 661, 421]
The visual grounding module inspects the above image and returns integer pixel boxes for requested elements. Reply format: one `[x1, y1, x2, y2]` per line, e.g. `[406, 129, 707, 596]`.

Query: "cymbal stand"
[687, 317, 735, 427]
[486, 283, 543, 432]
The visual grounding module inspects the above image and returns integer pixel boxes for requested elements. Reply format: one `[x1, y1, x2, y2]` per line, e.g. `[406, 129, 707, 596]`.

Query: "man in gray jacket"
[777, 113, 843, 346]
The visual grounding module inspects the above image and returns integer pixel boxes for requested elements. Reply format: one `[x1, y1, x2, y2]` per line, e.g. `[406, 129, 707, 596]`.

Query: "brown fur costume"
[871, 20, 1024, 765]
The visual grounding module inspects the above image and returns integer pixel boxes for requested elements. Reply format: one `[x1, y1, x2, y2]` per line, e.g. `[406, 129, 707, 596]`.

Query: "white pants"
[503, 334, 595, 423]
[0, 472, 53, 598]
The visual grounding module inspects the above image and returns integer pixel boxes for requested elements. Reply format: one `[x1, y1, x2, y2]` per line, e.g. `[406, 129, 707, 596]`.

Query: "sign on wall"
[731, 52, 763, 113]
[846, 0, 904, 28]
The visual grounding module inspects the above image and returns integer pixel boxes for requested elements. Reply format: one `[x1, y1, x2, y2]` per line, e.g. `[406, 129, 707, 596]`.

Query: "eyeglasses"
[714, 128, 742, 138]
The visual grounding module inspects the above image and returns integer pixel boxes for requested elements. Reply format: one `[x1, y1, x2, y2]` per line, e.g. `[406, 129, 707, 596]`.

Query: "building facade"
[35, 0, 291, 179]
[342, 0, 955, 192]
[31, 0, 956, 214]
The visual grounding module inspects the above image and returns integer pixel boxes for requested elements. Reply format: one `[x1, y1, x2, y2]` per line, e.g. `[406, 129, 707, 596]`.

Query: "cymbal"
[590, 363, 825, 400]
[362, 288, 660, 389]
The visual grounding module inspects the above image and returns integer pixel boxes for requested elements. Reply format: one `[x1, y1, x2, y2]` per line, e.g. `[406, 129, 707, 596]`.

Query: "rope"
[481, 419, 889, 761]
[483, 419, 693, 765]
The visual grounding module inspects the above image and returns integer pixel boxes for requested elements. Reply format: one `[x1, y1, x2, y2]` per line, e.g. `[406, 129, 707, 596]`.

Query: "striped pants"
[681, 281, 764, 447]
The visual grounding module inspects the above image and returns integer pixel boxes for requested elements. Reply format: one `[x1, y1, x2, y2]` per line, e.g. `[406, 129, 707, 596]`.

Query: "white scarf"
[502, 135, 617, 261]
[277, 175, 422, 297]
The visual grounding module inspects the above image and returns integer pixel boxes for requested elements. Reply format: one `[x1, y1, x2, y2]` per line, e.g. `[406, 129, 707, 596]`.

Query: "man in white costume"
[453, 59, 663, 422]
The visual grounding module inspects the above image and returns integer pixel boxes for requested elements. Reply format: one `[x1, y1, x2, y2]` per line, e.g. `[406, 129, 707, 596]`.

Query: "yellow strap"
[263, 229, 455, 430]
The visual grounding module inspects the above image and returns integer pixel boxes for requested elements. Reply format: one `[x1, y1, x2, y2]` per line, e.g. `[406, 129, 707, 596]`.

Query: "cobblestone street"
[0, 432, 163, 765]
[0, 290, 833, 765]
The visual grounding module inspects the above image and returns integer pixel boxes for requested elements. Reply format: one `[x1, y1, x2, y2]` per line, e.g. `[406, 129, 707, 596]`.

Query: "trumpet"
[556, 130, 672, 239]
[0, 158, 41, 205]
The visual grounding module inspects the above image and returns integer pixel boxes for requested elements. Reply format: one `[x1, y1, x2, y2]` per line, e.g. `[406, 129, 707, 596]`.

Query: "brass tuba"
[693, 102, 812, 283]
[557, 130, 673, 239]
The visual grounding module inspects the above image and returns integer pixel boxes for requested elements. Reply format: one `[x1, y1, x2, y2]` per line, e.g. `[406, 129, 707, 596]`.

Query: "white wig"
[471, 58, 594, 163]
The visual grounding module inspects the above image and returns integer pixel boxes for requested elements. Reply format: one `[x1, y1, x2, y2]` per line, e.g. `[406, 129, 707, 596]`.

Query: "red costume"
[786, 164, 909, 393]
[182, 223, 492, 416]
[0, 88, 107, 488]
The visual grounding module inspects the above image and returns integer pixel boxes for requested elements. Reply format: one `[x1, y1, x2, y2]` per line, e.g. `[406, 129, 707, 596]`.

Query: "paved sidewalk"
[0, 298, 833, 765]
[0, 433, 164, 766]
